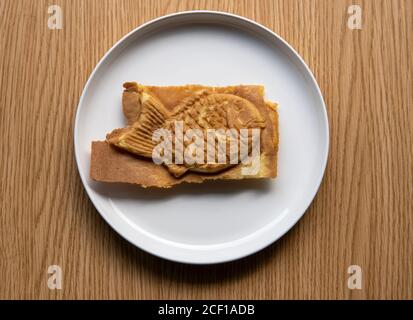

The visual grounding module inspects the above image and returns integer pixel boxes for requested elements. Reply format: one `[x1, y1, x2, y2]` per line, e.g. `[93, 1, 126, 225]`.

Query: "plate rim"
[74, 10, 329, 264]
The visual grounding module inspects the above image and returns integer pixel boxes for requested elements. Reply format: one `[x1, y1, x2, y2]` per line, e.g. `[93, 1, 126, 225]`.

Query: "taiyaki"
[106, 82, 267, 178]
[90, 83, 278, 188]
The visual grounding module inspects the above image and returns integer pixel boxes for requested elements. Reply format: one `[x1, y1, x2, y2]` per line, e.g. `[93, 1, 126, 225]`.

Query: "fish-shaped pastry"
[107, 82, 267, 178]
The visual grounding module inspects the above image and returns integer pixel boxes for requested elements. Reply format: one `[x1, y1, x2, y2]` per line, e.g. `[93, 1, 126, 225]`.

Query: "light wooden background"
[0, 0, 412, 300]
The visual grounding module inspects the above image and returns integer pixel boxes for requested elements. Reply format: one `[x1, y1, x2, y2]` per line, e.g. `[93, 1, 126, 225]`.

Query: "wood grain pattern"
[0, 0, 412, 299]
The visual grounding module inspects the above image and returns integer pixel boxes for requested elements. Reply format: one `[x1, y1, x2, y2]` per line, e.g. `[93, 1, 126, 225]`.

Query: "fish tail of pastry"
[107, 84, 169, 159]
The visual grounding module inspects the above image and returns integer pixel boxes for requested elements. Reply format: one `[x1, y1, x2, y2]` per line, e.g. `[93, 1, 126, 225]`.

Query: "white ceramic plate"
[74, 11, 329, 264]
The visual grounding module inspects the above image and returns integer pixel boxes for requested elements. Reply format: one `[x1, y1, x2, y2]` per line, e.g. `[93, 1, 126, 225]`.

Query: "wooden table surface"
[1, 0, 412, 300]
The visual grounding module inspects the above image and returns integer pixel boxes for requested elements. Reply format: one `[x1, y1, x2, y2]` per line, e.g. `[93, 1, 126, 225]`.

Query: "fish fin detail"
[122, 83, 142, 124]
[107, 86, 169, 159]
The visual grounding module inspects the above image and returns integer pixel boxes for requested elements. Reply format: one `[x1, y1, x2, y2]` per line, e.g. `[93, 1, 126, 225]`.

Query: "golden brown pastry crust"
[90, 84, 278, 188]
